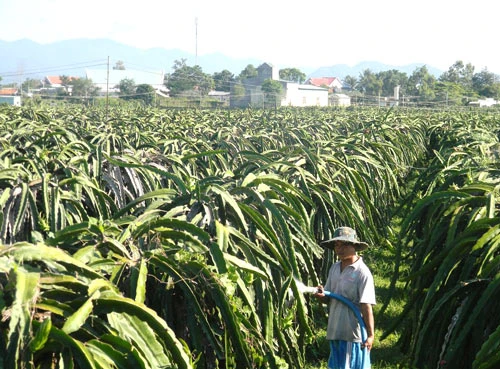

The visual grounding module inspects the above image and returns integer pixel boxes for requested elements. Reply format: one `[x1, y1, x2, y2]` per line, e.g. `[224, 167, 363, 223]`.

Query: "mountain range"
[0, 38, 443, 85]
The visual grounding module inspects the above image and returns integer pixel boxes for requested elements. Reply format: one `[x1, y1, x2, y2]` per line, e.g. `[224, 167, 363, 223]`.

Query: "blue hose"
[323, 290, 368, 367]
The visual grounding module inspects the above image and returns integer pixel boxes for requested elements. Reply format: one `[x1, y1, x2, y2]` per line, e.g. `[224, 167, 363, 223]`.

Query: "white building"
[469, 98, 497, 107]
[330, 93, 351, 106]
[280, 83, 328, 107]
[231, 63, 328, 108]
[208, 90, 230, 106]
[0, 96, 21, 106]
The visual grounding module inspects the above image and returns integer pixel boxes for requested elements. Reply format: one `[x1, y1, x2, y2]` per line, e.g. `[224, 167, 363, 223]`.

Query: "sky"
[1, 0, 498, 74]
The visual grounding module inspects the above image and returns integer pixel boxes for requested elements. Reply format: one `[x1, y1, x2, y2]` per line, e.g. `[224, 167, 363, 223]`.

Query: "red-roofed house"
[304, 77, 343, 92]
[0, 88, 19, 96]
[42, 76, 79, 93]
[43, 76, 79, 87]
[44, 76, 64, 87]
[0, 88, 21, 106]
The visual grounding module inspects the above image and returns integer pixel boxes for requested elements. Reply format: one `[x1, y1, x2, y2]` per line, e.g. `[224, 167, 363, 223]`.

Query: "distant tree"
[135, 84, 155, 105]
[196, 71, 215, 95]
[434, 81, 470, 105]
[378, 69, 408, 97]
[407, 66, 436, 101]
[462, 63, 475, 89]
[279, 68, 306, 83]
[57, 75, 75, 96]
[213, 69, 235, 92]
[118, 78, 136, 100]
[472, 68, 500, 98]
[439, 61, 477, 103]
[232, 82, 245, 97]
[165, 59, 189, 94]
[166, 59, 214, 96]
[344, 75, 358, 91]
[358, 69, 383, 96]
[21, 78, 42, 93]
[440, 60, 474, 88]
[59, 75, 72, 87]
[239, 64, 258, 80]
[113, 60, 126, 70]
[261, 79, 283, 107]
[71, 78, 100, 104]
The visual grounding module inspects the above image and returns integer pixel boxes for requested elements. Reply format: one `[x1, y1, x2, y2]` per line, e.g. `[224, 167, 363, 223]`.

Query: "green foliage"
[20, 78, 42, 93]
[261, 79, 283, 107]
[71, 77, 101, 104]
[238, 64, 258, 80]
[358, 69, 383, 96]
[383, 113, 500, 369]
[352, 60, 499, 106]
[407, 65, 436, 101]
[279, 68, 306, 83]
[473, 68, 500, 99]
[167, 59, 214, 96]
[434, 80, 471, 105]
[0, 242, 192, 369]
[0, 105, 499, 369]
[135, 84, 155, 105]
[212, 69, 235, 92]
[344, 75, 358, 91]
[118, 78, 136, 100]
[377, 69, 408, 97]
[439, 60, 475, 87]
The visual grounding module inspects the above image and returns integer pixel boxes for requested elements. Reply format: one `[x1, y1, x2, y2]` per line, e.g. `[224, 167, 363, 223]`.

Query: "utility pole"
[106, 56, 110, 119]
[195, 17, 198, 66]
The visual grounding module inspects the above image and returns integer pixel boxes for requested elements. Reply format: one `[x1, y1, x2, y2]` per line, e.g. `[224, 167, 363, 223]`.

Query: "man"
[314, 226, 376, 369]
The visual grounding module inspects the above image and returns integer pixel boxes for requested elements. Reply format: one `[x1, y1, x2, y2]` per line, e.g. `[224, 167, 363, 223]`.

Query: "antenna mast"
[195, 17, 198, 66]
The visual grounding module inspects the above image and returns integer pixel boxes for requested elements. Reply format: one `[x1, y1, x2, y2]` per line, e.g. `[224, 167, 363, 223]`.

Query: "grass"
[305, 246, 411, 369]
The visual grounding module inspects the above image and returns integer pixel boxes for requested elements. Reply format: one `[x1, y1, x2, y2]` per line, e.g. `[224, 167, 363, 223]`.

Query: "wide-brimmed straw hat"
[320, 226, 369, 251]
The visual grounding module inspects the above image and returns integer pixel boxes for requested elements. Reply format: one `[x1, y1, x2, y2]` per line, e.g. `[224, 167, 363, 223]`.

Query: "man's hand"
[313, 285, 329, 303]
[314, 285, 324, 296]
[362, 335, 374, 351]
[360, 303, 375, 351]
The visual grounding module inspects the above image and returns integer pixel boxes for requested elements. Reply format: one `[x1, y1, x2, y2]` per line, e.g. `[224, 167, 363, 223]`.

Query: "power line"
[0, 60, 108, 78]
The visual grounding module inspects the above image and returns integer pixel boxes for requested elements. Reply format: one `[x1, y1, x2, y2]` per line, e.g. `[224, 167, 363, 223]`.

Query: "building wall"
[230, 63, 277, 108]
[230, 85, 264, 108]
[330, 94, 351, 106]
[281, 83, 328, 107]
[230, 63, 328, 108]
[0, 96, 21, 106]
[257, 63, 279, 81]
[330, 79, 343, 92]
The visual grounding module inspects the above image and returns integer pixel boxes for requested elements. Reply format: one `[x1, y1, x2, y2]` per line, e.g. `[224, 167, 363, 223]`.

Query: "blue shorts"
[328, 340, 371, 369]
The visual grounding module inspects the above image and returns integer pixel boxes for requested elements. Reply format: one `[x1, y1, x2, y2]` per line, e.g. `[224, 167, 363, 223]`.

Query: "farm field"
[0, 105, 499, 369]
